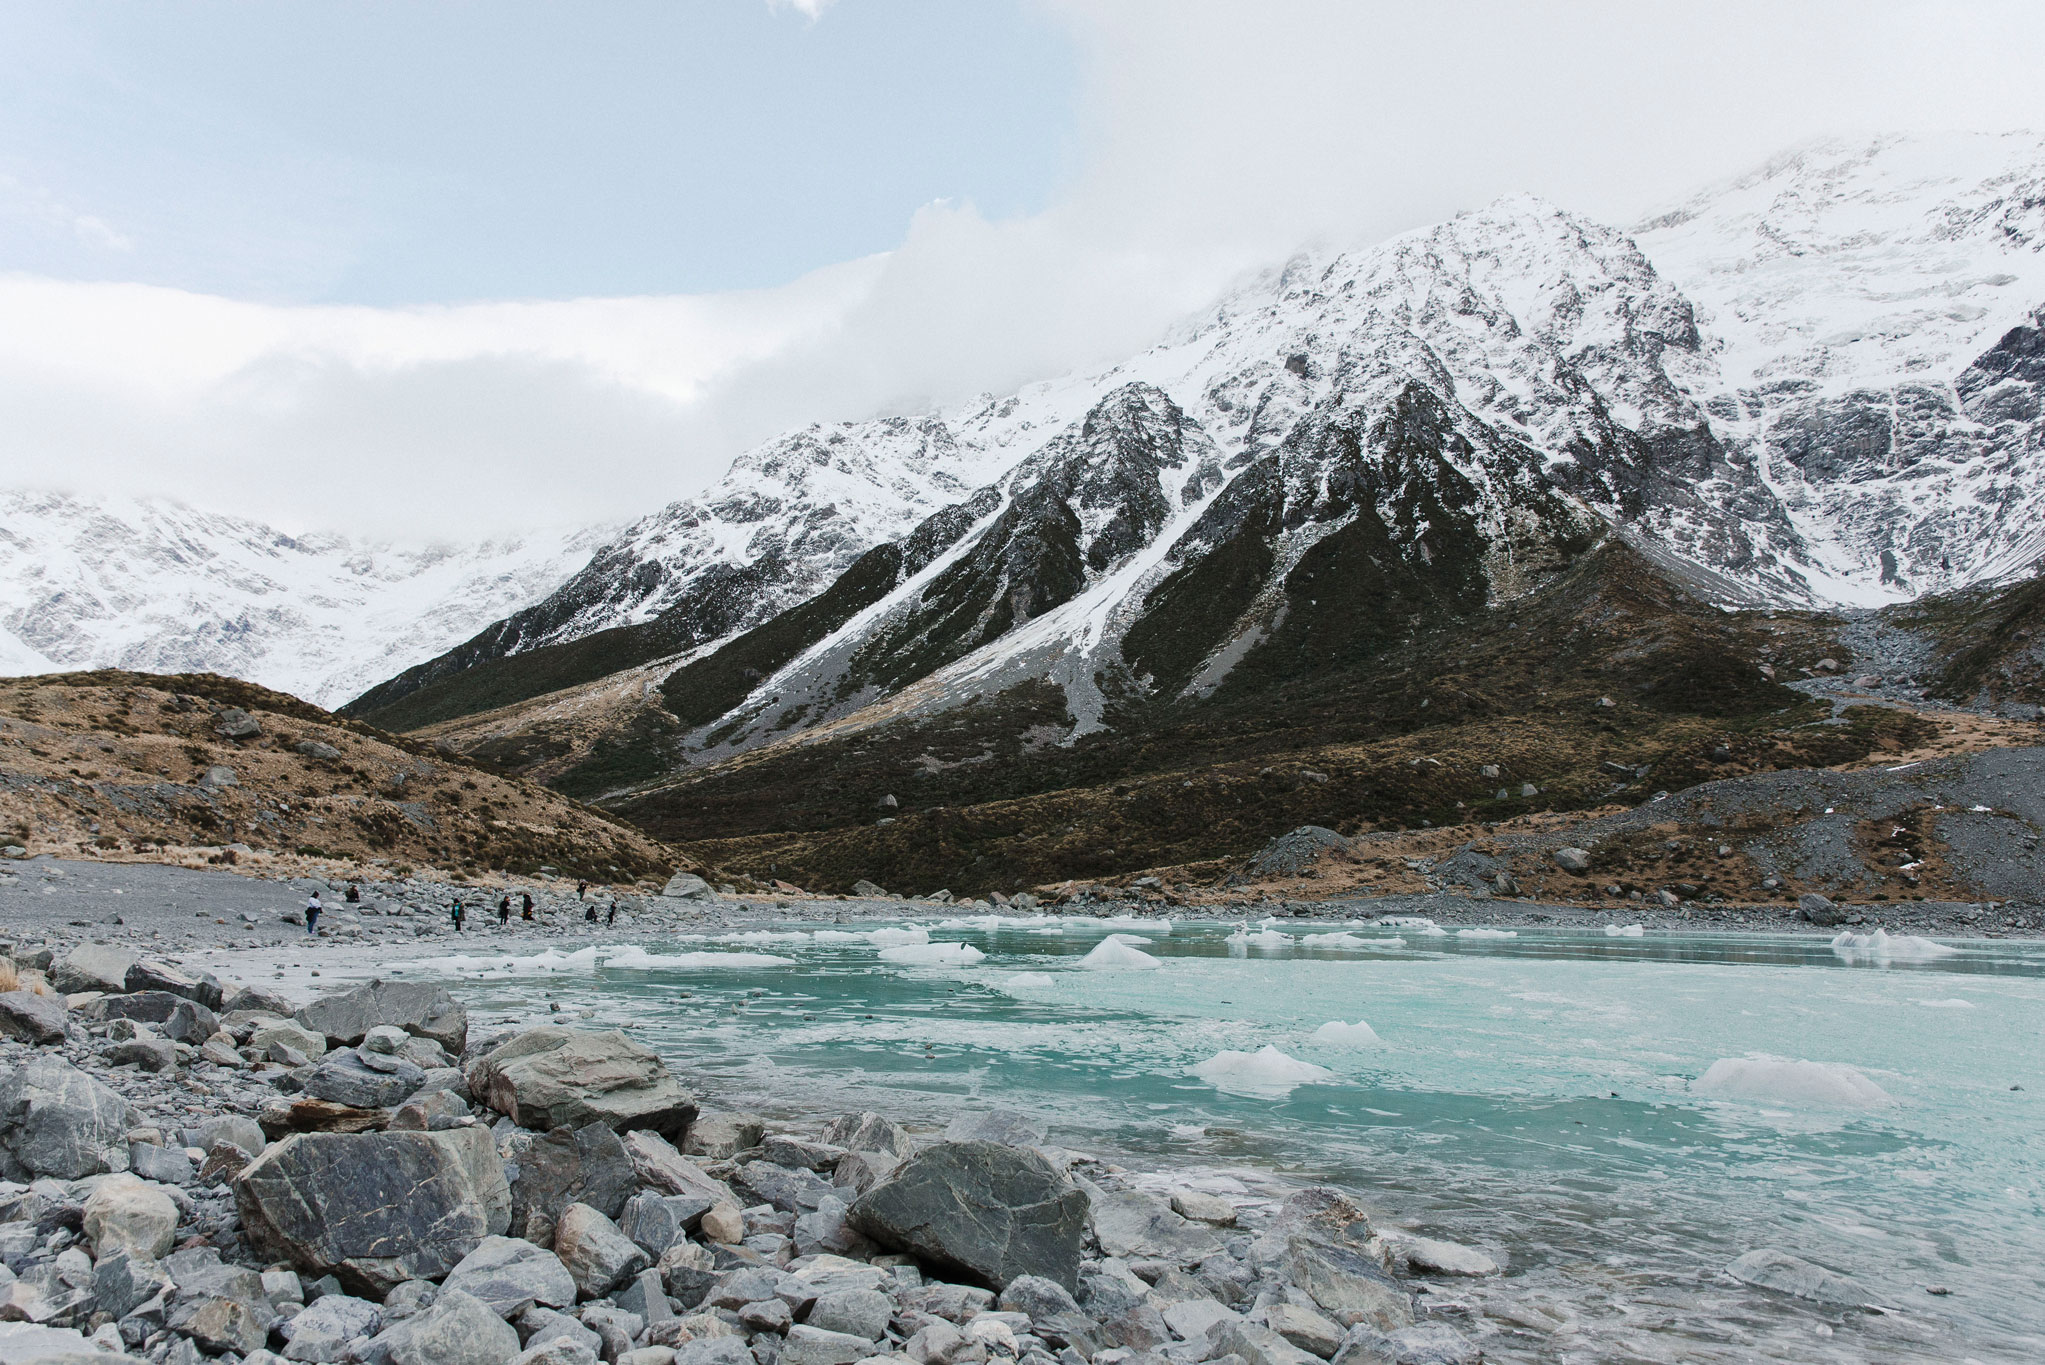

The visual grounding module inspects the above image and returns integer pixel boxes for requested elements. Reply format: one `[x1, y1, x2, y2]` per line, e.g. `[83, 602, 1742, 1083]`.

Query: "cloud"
[0, 174, 135, 254]
[5, 0, 2045, 538]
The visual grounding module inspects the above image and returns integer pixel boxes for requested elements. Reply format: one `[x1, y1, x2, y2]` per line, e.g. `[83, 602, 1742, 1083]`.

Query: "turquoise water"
[395, 917, 2045, 1363]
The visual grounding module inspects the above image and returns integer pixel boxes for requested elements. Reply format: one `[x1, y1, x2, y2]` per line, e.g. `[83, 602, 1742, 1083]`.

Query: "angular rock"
[235, 1126, 511, 1295]
[280, 1292, 380, 1362]
[613, 1268, 674, 1326]
[0, 1056, 133, 1177]
[168, 1289, 276, 1356]
[1393, 1236, 1497, 1278]
[553, 1202, 650, 1299]
[297, 979, 467, 1054]
[443, 1235, 578, 1318]
[819, 1111, 911, 1158]
[780, 1324, 876, 1365]
[1551, 848, 1592, 874]
[82, 991, 192, 1026]
[660, 873, 715, 901]
[1212, 1319, 1322, 1365]
[1724, 1248, 1867, 1306]
[620, 1189, 713, 1258]
[517, 1337, 601, 1365]
[519, 1305, 604, 1357]
[762, 1135, 845, 1172]
[1798, 893, 1848, 927]
[0, 991, 67, 1046]
[50, 945, 137, 996]
[222, 984, 297, 1016]
[251, 1019, 328, 1061]
[470, 1028, 695, 1138]
[511, 1122, 639, 1243]
[159, 999, 220, 1046]
[681, 1111, 763, 1160]
[303, 1047, 425, 1109]
[124, 961, 223, 1009]
[806, 1287, 893, 1340]
[738, 1159, 834, 1213]
[215, 707, 263, 739]
[93, 1248, 175, 1321]
[848, 1140, 1089, 1291]
[0, 1322, 148, 1363]
[1283, 1240, 1409, 1333]
[105, 1037, 176, 1073]
[1089, 1187, 1223, 1263]
[370, 1287, 520, 1365]
[192, 1114, 269, 1157]
[82, 1174, 178, 1259]
[998, 1275, 1099, 1352]
[1266, 1302, 1343, 1359]
[670, 1338, 752, 1365]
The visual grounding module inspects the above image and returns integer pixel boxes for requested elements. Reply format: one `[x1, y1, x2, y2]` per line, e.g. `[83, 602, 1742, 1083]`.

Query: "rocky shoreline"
[0, 928, 1519, 1365]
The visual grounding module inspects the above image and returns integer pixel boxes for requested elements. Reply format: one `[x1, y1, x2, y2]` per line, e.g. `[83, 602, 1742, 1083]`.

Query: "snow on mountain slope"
[0, 491, 609, 705]
[1637, 132, 2045, 600]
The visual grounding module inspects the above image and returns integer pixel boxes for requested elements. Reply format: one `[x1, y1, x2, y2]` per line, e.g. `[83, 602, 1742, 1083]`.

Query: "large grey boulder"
[1330, 1322, 1481, 1365]
[1284, 1239, 1410, 1333]
[467, 1028, 695, 1138]
[1087, 1185, 1223, 1263]
[820, 1111, 911, 1157]
[368, 1287, 520, 1365]
[0, 1322, 149, 1364]
[509, 1122, 639, 1243]
[442, 1236, 577, 1318]
[0, 1056, 134, 1178]
[50, 944, 137, 995]
[234, 1127, 510, 1295]
[296, 979, 467, 1054]
[82, 1174, 178, 1259]
[659, 873, 715, 901]
[779, 1324, 875, 1365]
[1552, 848, 1592, 873]
[302, 1048, 425, 1109]
[681, 1110, 763, 1159]
[619, 1189, 713, 1258]
[0, 991, 68, 1045]
[1797, 893, 1848, 927]
[847, 1140, 1089, 1291]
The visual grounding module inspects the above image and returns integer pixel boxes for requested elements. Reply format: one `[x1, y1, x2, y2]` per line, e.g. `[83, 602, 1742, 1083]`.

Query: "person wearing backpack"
[304, 889, 323, 936]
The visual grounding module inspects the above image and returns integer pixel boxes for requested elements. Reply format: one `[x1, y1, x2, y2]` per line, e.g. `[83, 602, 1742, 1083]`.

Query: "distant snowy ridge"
[0, 490, 609, 706]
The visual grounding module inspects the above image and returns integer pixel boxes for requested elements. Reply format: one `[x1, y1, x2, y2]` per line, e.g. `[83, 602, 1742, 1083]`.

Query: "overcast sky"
[4, 0, 2044, 538]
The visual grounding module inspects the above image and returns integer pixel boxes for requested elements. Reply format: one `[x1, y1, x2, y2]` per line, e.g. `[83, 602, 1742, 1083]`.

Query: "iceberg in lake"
[1692, 1054, 1891, 1107]
[1457, 928, 1517, 939]
[601, 947, 795, 970]
[1311, 1019, 1381, 1047]
[878, 941, 986, 965]
[1227, 924, 1294, 948]
[1080, 938, 1162, 969]
[868, 926, 932, 947]
[1604, 924, 1645, 937]
[1192, 1045, 1334, 1097]
[1829, 929, 1958, 965]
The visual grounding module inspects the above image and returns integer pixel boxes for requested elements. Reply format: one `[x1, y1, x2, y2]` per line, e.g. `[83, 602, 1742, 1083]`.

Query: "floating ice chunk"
[1604, 924, 1645, 937]
[1916, 997, 1976, 1009]
[1725, 1248, 1868, 1306]
[1104, 932, 1153, 945]
[1080, 938, 1162, 969]
[1376, 916, 1447, 936]
[1102, 916, 1172, 932]
[936, 915, 1001, 931]
[413, 946, 601, 975]
[1000, 972, 1057, 994]
[811, 929, 869, 943]
[1310, 1020, 1381, 1046]
[1829, 929, 1958, 965]
[602, 947, 794, 970]
[878, 941, 986, 965]
[721, 929, 813, 945]
[1457, 928, 1517, 939]
[1693, 1055, 1891, 1108]
[1192, 1045, 1334, 1097]
[1226, 925, 1295, 948]
[868, 927, 932, 947]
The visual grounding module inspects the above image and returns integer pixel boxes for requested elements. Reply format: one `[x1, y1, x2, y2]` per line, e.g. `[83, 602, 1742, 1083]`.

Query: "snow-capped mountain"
[0, 491, 609, 706]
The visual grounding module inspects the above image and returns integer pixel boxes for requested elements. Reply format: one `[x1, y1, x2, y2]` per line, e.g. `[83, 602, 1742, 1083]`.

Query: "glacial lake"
[385, 916, 2045, 1364]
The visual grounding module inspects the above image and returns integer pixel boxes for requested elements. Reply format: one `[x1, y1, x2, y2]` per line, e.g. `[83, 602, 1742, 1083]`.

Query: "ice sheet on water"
[867, 927, 931, 947]
[1457, 928, 1517, 939]
[877, 941, 986, 966]
[1373, 916, 1447, 935]
[1079, 938, 1162, 970]
[1916, 997, 1976, 1008]
[1692, 1055, 1892, 1108]
[410, 944, 795, 975]
[1310, 1019, 1381, 1047]
[411, 946, 601, 975]
[999, 971, 1057, 995]
[1227, 926, 1294, 948]
[1101, 916, 1173, 932]
[1604, 924, 1645, 937]
[936, 913, 1059, 930]
[1829, 929, 1958, 965]
[1191, 1045, 1335, 1098]
[1300, 932, 1404, 950]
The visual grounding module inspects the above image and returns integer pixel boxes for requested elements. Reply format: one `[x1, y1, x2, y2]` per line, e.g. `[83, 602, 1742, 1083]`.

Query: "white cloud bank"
[5, 0, 2045, 536]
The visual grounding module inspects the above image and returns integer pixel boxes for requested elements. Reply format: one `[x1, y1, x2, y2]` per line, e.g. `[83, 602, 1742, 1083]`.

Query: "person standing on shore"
[304, 889, 322, 936]
[606, 900, 617, 927]
[451, 899, 465, 933]
[577, 880, 588, 901]
[522, 891, 535, 920]
[497, 898, 510, 926]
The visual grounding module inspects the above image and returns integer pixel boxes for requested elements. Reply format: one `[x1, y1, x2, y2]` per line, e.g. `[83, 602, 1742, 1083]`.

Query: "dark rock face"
[509, 1122, 640, 1243]
[233, 1127, 510, 1295]
[0, 1056, 134, 1178]
[466, 1027, 695, 1138]
[302, 1048, 427, 1109]
[1798, 892, 1848, 927]
[125, 959, 224, 1009]
[296, 980, 467, 1054]
[847, 1140, 1089, 1292]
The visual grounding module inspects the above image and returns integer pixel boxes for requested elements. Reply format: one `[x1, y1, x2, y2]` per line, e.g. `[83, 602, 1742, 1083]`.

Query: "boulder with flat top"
[467, 1027, 695, 1138]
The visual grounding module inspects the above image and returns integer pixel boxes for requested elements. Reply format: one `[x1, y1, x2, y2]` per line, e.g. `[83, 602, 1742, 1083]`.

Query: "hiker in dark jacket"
[497, 898, 511, 926]
[522, 891, 535, 919]
[606, 900, 618, 926]
[451, 899, 465, 932]
[584, 902, 598, 924]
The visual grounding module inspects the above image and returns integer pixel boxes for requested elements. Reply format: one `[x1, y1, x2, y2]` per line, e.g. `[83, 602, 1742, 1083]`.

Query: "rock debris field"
[0, 855, 1894, 1364]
